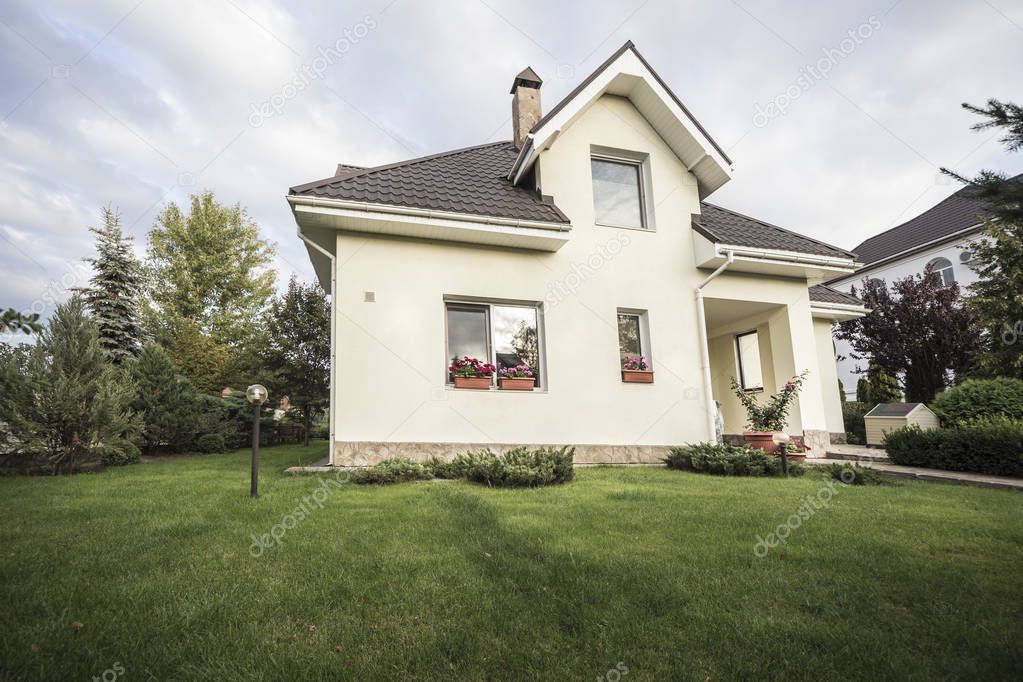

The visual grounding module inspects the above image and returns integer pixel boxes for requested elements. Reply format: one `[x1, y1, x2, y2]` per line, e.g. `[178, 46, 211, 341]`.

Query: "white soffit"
[514, 46, 733, 198]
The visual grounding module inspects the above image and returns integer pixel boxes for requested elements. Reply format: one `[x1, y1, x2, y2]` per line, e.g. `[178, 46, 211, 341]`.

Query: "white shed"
[864, 403, 940, 446]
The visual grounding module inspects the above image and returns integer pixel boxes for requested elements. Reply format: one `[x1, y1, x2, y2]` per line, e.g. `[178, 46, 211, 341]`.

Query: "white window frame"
[617, 308, 652, 370]
[443, 296, 547, 390]
[590, 145, 656, 231]
[926, 256, 955, 285]
[735, 330, 764, 392]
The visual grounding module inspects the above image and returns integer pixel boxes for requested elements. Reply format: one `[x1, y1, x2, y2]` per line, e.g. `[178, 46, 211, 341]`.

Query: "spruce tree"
[942, 99, 1023, 378]
[2, 297, 137, 473]
[81, 206, 145, 363]
[130, 342, 200, 453]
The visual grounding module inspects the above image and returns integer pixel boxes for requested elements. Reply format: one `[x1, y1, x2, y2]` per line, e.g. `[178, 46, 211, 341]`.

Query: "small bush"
[196, 433, 226, 454]
[353, 458, 433, 485]
[930, 378, 1023, 426]
[822, 462, 884, 485]
[842, 402, 869, 445]
[96, 438, 141, 467]
[884, 420, 1023, 476]
[453, 447, 575, 487]
[664, 443, 803, 477]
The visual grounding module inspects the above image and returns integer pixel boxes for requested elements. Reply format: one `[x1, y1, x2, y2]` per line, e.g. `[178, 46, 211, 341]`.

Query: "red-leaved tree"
[836, 269, 979, 403]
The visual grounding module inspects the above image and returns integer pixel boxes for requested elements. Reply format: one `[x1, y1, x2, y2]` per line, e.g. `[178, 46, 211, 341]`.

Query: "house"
[288, 41, 867, 466]
[828, 183, 993, 398]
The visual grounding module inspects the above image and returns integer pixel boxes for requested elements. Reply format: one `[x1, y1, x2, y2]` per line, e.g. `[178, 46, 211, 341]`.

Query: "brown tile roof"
[291, 141, 569, 224]
[852, 185, 991, 266]
[809, 284, 863, 306]
[293, 144, 854, 258]
[693, 203, 856, 259]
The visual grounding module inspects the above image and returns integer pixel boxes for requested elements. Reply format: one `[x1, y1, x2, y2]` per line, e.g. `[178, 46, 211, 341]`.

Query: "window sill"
[595, 221, 653, 233]
[445, 385, 548, 394]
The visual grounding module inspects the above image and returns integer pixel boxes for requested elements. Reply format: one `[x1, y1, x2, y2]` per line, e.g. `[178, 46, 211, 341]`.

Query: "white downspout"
[297, 228, 337, 466]
[695, 250, 734, 442]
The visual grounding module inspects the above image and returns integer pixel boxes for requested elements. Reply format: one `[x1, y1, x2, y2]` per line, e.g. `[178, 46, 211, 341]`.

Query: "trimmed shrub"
[842, 402, 869, 445]
[884, 420, 1023, 476]
[664, 443, 803, 477]
[196, 433, 227, 454]
[452, 447, 575, 487]
[96, 438, 141, 467]
[930, 378, 1023, 426]
[353, 458, 433, 485]
[822, 462, 884, 485]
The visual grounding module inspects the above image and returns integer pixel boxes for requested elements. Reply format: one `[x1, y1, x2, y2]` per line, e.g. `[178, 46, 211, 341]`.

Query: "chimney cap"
[510, 66, 542, 94]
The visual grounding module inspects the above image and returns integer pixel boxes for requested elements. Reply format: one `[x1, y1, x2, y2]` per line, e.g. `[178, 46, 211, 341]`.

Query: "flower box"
[453, 376, 492, 390]
[621, 370, 654, 384]
[499, 377, 535, 391]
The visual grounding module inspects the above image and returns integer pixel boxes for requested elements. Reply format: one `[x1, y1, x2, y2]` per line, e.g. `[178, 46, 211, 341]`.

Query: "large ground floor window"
[445, 299, 544, 388]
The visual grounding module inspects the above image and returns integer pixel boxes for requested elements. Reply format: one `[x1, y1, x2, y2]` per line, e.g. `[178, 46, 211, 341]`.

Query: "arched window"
[926, 257, 955, 285]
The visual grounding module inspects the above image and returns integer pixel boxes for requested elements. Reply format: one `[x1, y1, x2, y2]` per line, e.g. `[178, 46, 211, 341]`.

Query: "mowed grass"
[1, 442, 1021, 680]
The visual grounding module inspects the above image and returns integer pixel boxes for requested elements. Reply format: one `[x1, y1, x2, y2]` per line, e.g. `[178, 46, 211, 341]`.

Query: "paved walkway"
[806, 457, 1023, 490]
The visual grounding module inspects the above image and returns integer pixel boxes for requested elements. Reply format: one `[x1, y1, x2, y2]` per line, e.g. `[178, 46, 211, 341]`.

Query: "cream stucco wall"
[330, 94, 836, 455]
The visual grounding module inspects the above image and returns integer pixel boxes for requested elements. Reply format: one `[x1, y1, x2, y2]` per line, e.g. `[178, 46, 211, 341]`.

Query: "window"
[735, 331, 763, 391]
[617, 310, 651, 368]
[445, 300, 543, 388]
[591, 157, 646, 229]
[926, 257, 955, 285]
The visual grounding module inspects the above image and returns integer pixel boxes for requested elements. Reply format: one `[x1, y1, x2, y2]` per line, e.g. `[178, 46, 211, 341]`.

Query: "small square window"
[735, 331, 763, 391]
[591, 157, 645, 229]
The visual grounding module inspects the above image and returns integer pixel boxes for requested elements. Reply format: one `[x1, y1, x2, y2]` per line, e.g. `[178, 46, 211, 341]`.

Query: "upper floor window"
[445, 300, 544, 388]
[590, 148, 653, 230]
[926, 257, 955, 285]
[735, 331, 763, 391]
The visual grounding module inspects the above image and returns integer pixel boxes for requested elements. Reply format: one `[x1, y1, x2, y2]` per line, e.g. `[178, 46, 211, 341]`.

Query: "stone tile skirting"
[334, 441, 673, 467]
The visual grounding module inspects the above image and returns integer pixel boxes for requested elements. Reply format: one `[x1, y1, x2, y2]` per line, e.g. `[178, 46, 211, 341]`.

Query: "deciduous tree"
[837, 272, 979, 403]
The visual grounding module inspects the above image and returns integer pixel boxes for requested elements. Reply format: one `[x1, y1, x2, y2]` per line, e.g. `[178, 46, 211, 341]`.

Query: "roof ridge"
[289, 141, 513, 194]
[701, 201, 856, 258]
[850, 184, 987, 253]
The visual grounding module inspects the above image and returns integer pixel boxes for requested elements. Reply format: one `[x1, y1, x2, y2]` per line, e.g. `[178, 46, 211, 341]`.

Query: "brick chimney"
[510, 67, 542, 149]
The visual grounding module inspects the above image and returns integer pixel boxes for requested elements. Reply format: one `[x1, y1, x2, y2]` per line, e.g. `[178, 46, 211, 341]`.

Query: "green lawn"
[1, 442, 1021, 680]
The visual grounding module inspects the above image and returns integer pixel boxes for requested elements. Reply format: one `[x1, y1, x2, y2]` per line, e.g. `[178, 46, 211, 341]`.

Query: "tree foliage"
[263, 277, 330, 446]
[80, 206, 145, 363]
[856, 362, 901, 405]
[942, 99, 1023, 379]
[166, 320, 231, 393]
[129, 342, 202, 453]
[837, 272, 979, 403]
[1, 309, 41, 335]
[146, 190, 276, 345]
[0, 297, 137, 473]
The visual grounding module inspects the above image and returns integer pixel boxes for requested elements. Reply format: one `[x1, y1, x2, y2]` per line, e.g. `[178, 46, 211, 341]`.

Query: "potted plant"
[449, 356, 496, 389]
[730, 371, 808, 453]
[621, 356, 653, 383]
[498, 365, 536, 391]
[781, 439, 811, 461]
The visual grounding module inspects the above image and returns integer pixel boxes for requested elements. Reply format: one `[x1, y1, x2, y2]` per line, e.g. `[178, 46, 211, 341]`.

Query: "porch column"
[766, 294, 830, 456]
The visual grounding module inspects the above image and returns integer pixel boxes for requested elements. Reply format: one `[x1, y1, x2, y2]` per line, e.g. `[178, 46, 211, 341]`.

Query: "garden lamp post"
[246, 384, 268, 497]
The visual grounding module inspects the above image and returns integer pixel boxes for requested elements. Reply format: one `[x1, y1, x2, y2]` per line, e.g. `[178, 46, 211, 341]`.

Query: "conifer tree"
[81, 206, 145, 363]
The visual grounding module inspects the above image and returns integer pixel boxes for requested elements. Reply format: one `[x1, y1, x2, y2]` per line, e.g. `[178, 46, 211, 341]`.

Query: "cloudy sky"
[2, 0, 1021, 320]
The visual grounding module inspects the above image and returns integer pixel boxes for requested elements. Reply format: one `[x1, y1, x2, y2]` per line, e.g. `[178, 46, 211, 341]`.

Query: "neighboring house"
[829, 184, 992, 398]
[288, 41, 867, 466]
